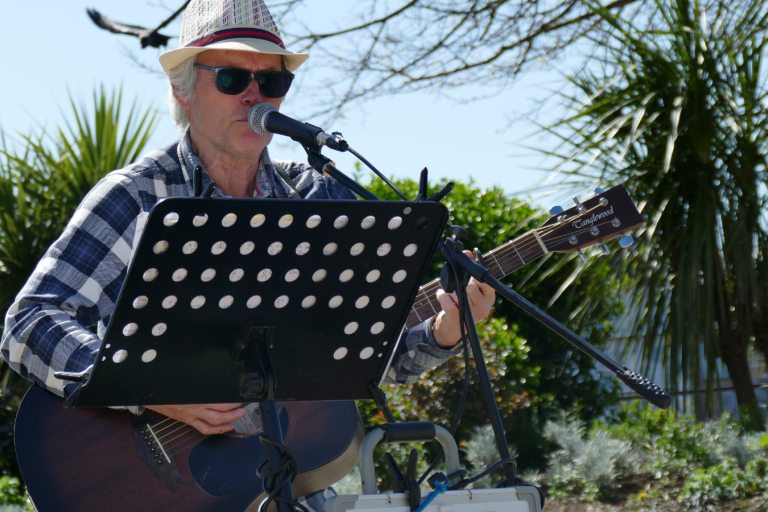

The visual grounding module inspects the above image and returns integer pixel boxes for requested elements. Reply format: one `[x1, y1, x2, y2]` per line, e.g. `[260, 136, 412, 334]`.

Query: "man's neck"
[189, 130, 264, 198]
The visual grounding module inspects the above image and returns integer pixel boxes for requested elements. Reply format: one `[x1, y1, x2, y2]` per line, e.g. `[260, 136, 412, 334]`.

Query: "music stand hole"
[112, 350, 128, 363]
[257, 269, 273, 282]
[163, 213, 179, 227]
[360, 347, 374, 360]
[388, 217, 403, 230]
[153, 241, 169, 255]
[162, 296, 178, 309]
[172, 269, 188, 282]
[219, 296, 234, 309]
[306, 215, 322, 228]
[350, 243, 365, 256]
[333, 347, 348, 360]
[152, 323, 167, 337]
[230, 269, 245, 282]
[279, 215, 294, 228]
[211, 241, 227, 255]
[193, 214, 208, 227]
[344, 322, 359, 335]
[382, 296, 396, 309]
[415, 217, 429, 230]
[241, 241, 255, 255]
[191, 296, 206, 309]
[268, 242, 283, 256]
[183, 241, 198, 255]
[393, 270, 407, 283]
[361, 216, 376, 230]
[141, 350, 157, 363]
[274, 295, 290, 309]
[334, 215, 349, 229]
[133, 296, 149, 309]
[302, 296, 317, 308]
[247, 296, 262, 309]
[222, 213, 237, 227]
[404, 244, 418, 257]
[366, 270, 381, 283]
[356, 296, 370, 309]
[143, 269, 159, 282]
[329, 296, 344, 309]
[323, 243, 338, 256]
[377, 244, 392, 257]
[296, 242, 311, 256]
[285, 269, 300, 282]
[340, 270, 354, 282]
[201, 269, 217, 282]
[122, 323, 138, 337]
[313, 269, 328, 282]
[371, 322, 385, 335]
[251, 214, 266, 228]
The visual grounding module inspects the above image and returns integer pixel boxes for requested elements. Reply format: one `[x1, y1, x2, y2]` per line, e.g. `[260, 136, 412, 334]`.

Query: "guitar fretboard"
[404, 230, 547, 330]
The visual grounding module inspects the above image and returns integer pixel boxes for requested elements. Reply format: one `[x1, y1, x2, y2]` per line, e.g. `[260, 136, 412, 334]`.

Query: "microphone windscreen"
[248, 103, 277, 135]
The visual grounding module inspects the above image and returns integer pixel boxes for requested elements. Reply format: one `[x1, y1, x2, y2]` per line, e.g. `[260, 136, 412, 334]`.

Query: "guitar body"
[16, 386, 362, 512]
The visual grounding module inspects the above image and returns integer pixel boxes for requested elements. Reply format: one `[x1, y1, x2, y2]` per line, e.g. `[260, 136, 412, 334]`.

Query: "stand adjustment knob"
[449, 225, 469, 239]
[238, 371, 265, 399]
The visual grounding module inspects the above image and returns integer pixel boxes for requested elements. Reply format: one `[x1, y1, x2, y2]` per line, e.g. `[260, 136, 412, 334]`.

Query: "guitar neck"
[404, 230, 546, 330]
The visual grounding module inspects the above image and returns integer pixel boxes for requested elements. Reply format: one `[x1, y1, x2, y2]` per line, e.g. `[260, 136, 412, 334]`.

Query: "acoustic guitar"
[15, 185, 642, 512]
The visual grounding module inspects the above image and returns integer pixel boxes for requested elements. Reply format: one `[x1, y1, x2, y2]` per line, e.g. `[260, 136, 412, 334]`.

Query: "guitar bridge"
[131, 413, 185, 491]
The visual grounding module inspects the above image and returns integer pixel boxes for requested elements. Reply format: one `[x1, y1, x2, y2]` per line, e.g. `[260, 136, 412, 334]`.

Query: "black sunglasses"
[194, 65, 294, 98]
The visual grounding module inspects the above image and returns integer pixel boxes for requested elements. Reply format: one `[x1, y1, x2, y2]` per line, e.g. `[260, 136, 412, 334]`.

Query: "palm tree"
[541, 0, 768, 427]
[0, 87, 157, 477]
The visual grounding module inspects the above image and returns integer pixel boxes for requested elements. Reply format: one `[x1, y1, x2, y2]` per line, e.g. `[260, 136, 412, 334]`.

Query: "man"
[2, 0, 494, 506]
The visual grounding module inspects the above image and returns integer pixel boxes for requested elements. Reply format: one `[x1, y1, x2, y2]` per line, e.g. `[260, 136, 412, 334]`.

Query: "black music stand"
[65, 197, 447, 512]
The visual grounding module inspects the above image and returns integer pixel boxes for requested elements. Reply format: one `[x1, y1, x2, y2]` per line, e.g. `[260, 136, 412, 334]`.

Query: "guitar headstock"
[539, 185, 643, 254]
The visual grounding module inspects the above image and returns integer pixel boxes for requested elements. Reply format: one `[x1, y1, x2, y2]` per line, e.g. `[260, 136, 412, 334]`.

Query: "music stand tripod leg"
[441, 240, 518, 487]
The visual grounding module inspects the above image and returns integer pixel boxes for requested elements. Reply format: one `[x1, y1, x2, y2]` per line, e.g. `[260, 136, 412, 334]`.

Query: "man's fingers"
[198, 406, 247, 426]
[436, 289, 459, 315]
[205, 403, 247, 412]
[190, 418, 234, 436]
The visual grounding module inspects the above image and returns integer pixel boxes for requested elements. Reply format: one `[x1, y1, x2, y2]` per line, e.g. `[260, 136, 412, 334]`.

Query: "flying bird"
[86, 1, 190, 49]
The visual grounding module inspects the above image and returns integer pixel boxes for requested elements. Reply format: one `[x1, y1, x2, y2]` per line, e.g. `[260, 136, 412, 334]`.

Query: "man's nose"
[240, 78, 264, 105]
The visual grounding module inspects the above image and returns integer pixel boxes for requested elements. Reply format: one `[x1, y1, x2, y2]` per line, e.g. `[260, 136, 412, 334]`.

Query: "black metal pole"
[461, 294, 518, 486]
[259, 399, 294, 512]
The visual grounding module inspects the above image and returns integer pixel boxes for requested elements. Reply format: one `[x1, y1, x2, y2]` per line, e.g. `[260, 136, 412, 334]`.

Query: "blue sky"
[0, 0, 575, 200]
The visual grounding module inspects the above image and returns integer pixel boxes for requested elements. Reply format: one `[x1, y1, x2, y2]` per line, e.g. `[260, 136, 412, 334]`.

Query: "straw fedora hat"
[158, 0, 308, 74]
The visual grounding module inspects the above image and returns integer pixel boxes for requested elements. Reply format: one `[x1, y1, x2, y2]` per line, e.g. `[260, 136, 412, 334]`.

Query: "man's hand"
[432, 251, 496, 347]
[145, 403, 247, 435]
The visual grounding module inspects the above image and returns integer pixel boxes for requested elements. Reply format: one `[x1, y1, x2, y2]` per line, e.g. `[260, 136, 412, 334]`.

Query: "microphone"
[248, 103, 348, 151]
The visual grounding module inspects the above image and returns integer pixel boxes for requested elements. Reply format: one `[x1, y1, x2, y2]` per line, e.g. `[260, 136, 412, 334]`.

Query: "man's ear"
[173, 86, 192, 111]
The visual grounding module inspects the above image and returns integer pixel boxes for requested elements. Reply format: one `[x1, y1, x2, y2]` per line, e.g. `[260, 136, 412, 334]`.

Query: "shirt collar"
[176, 128, 282, 198]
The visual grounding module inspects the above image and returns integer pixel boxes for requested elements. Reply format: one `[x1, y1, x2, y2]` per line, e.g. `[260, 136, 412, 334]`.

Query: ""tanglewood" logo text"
[572, 206, 614, 229]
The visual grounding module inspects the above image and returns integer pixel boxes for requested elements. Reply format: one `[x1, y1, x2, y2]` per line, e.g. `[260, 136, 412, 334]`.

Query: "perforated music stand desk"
[70, 198, 447, 407]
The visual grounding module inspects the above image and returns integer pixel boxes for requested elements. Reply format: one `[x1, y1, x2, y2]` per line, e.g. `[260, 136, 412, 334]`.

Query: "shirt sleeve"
[383, 317, 463, 385]
[1, 172, 143, 398]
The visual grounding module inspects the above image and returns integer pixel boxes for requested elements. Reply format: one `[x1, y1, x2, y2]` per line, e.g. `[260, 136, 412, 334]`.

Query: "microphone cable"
[346, 146, 409, 201]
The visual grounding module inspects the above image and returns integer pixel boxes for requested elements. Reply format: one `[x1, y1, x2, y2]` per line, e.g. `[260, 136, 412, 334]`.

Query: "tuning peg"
[577, 250, 588, 263]
[595, 187, 605, 195]
[549, 206, 564, 216]
[573, 197, 587, 214]
[599, 244, 611, 255]
[619, 235, 634, 249]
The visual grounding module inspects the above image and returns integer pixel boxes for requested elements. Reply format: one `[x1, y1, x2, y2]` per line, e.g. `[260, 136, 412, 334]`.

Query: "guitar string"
[407, 217, 624, 324]
[407, 203, 619, 312]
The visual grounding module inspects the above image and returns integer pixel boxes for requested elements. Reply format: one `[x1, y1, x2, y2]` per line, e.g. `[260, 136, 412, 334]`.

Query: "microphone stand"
[436, 229, 673, 487]
[302, 141, 381, 201]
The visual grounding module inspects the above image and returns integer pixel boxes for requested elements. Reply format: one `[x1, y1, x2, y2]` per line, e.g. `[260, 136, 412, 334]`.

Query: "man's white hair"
[166, 54, 289, 134]
[167, 55, 199, 133]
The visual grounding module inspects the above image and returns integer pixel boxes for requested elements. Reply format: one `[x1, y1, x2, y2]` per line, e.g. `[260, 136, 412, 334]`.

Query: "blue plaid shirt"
[2, 132, 460, 398]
